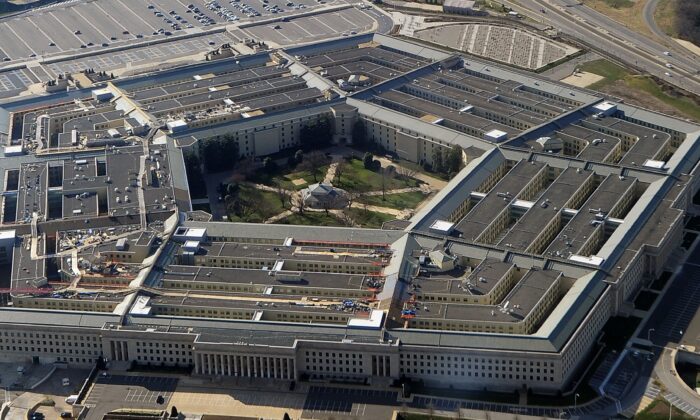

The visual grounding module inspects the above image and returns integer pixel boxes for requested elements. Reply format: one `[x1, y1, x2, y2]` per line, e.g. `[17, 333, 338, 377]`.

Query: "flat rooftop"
[161, 265, 377, 293]
[454, 160, 547, 240]
[545, 174, 637, 258]
[498, 167, 593, 251]
[193, 241, 389, 265]
[414, 259, 514, 297]
[415, 268, 561, 324]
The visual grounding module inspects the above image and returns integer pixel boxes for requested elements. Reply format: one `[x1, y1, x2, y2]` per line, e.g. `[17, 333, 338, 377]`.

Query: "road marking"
[3, 22, 36, 56]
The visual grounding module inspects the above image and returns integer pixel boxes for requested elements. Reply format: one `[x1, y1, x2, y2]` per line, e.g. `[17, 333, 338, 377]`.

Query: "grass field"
[346, 208, 395, 228]
[336, 159, 419, 192]
[227, 185, 286, 223]
[357, 191, 427, 210]
[579, 59, 630, 89]
[580, 59, 700, 122]
[278, 211, 345, 226]
[249, 163, 330, 191]
[636, 398, 696, 420]
[624, 76, 700, 122]
[654, 0, 679, 37]
[580, 0, 655, 39]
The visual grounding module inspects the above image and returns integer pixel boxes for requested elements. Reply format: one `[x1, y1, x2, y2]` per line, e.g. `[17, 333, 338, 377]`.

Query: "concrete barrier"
[237, 4, 352, 29]
[677, 348, 700, 366]
[28, 366, 56, 390]
[1, 401, 10, 420]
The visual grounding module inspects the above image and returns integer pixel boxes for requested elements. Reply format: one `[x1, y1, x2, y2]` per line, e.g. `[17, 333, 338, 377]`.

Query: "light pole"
[648, 328, 655, 342]
[574, 393, 579, 410]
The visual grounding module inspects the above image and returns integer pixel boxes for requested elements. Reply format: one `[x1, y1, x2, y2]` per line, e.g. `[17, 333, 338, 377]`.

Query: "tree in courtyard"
[431, 148, 445, 174]
[300, 151, 328, 182]
[363, 152, 374, 170]
[292, 193, 306, 214]
[334, 160, 346, 185]
[299, 117, 333, 151]
[446, 146, 463, 175]
[273, 180, 290, 209]
[263, 156, 277, 172]
[201, 135, 239, 173]
[351, 120, 368, 148]
[381, 165, 396, 200]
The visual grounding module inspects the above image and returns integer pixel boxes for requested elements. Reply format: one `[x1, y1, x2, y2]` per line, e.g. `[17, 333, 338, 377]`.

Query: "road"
[655, 347, 700, 417]
[503, 0, 700, 96]
[363, 3, 394, 34]
[642, 0, 671, 42]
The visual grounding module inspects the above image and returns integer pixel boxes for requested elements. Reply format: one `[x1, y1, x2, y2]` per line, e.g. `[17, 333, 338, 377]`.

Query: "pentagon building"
[0, 34, 698, 395]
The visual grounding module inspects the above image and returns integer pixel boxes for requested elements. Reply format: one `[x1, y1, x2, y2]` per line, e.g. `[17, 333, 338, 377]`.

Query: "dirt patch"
[675, 38, 700, 57]
[560, 71, 604, 88]
[599, 79, 687, 119]
[291, 178, 307, 186]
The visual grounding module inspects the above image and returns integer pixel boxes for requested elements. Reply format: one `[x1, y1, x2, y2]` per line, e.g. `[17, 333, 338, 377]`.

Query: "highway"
[502, 0, 700, 96]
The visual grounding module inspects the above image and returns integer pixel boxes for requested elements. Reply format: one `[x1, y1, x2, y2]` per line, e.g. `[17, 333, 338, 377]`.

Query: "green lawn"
[336, 159, 419, 192]
[625, 76, 700, 122]
[579, 59, 630, 90]
[278, 211, 345, 226]
[601, 0, 633, 7]
[636, 398, 696, 420]
[579, 59, 700, 122]
[227, 185, 287, 223]
[346, 208, 395, 228]
[358, 191, 428, 210]
[248, 164, 330, 191]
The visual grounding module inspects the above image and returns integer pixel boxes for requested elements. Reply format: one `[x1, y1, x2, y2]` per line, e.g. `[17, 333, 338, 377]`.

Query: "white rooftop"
[593, 101, 616, 112]
[0, 229, 16, 240]
[347, 309, 384, 329]
[429, 220, 455, 233]
[485, 129, 508, 140]
[642, 159, 667, 170]
[568, 254, 605, 266]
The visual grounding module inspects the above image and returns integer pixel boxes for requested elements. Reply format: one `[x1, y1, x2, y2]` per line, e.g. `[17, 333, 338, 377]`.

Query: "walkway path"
[323, 161, 340, 184]
[349, 202, 405, 217]
[265, 209, 293, 224]
[364, 186, 425, 196]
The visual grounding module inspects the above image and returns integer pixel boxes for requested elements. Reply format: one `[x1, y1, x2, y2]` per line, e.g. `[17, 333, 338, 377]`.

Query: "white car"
[665, 63, 673, 69]
[664, 72, 672, 77]
[663, 51, 671, 56]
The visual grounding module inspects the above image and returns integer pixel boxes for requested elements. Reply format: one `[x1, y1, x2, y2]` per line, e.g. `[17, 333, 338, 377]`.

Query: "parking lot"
[0, 2, 382, 100]
[83, 374, 178, 409]
[242, 7, 377, 46]
[301, 386, 397, 419]
[167, 382, 306, 419]
[46, 31, 238, 77]
[0, 0, 347, 63]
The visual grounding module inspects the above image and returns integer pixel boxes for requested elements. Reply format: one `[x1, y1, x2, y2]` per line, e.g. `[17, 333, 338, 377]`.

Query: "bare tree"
[397, 166, 417, 183]
[300, 151, 328, 183]
[381, 166, 396, 200]
[273, 181, 289, 209]
[291, 193, 305, 214]
[334, 160, 346, 185]
[346, 191, 363, 208]
[339, 211, 355, 227]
